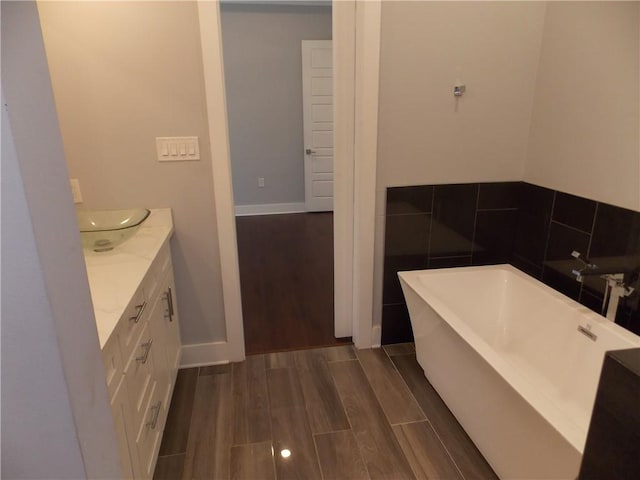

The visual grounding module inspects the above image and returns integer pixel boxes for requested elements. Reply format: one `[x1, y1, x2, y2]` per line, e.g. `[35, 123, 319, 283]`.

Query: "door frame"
[197, 0, 381, 360]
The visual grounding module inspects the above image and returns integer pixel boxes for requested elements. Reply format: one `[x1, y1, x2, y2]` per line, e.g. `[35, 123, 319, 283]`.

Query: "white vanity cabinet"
[99, 241, 181, 479]
[160, 267, 181, 373]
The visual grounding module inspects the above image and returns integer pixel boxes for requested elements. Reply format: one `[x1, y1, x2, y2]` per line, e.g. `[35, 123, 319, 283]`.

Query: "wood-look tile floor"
[154, 344, 498, 480]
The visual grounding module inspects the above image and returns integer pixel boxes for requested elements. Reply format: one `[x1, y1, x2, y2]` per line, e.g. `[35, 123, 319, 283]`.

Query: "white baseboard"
[180, 341, 230, 368]
[371, 325, 382, 348]
[235, 202, 306, 216]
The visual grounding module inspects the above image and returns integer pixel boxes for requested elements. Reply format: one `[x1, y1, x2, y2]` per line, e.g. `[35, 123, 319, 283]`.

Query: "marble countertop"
[83, 208, 174, 349]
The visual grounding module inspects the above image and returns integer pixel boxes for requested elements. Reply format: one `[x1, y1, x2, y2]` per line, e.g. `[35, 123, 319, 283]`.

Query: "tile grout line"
[324, 344, 358, 363]
[156, 452, 186, 459]
[540, 191, 557, 281]
[383, 349, 467, 480]
[171, 366, 200, 478]
[385, 211, 432, 217]
[426, 186, 435, 267]
[291, 349, 328, 478]
[550, 218, 593, 236]
[581, 202, 600, 304]
[228, 362, 237, 480]
[260, 355, 278, 480]
[470, 184, 481, 265]
[311, 430, 327, 480]
[311, 427, 352, 437]
[354, 349, 400, 427]
[230, 439, 276, 448]
[328, 356, 374, 480]
[476, 207, 518, 212]
[156, 369, 199, 459]
[410, 418, 467, 480]
[380, 349, 428, 422]
[429, 254, 472, 260]
[353, 349, 423, 478]
[390, 419, 432, 427]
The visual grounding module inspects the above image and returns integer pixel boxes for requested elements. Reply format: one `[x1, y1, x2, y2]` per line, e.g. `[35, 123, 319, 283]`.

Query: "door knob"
[305, 148, 316, 155]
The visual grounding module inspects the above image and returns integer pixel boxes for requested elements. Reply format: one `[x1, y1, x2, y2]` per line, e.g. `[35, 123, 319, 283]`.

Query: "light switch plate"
[156, 136, 200, 162]
[70, 178, 83, 203]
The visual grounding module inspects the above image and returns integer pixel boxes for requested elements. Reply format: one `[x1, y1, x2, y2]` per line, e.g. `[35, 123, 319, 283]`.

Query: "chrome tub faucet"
[570, 251, 636, 321]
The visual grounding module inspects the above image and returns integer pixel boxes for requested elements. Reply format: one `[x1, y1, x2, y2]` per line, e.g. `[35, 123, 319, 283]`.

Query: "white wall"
[220, 3, 331, 207]
[38, 1, 227, 344]
[373, 1, 640, 339]
[373, 1, 547, 333]
[525, 1, 640, 211]
[1, 2, 120, 477]
[376, 1, 546, 190]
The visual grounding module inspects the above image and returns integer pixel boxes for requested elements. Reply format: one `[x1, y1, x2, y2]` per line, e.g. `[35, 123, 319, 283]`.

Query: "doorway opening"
[219, 1, 348, 354]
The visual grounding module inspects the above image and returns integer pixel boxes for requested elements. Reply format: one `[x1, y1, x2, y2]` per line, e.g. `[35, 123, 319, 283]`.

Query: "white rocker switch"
[156, 137, 200, 162]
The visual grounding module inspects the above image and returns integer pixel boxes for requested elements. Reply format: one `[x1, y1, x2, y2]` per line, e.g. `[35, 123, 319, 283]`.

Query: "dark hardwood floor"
[153, 344, 497, 480]
[236, 212, 350, 354]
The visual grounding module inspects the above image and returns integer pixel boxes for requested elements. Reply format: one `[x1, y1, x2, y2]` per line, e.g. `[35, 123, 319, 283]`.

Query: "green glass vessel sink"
[77, 208, 150, 252]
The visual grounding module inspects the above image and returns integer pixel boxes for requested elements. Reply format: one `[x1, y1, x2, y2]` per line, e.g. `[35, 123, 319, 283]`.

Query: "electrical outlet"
[258, 177, 265, 188]
[70, 178, 83, 203]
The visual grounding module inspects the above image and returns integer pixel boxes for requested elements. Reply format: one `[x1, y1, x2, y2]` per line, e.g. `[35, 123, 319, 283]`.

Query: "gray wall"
[38, 1, 227, 345]
[220, 4, 332, 207]
[2, 92, 88, 480]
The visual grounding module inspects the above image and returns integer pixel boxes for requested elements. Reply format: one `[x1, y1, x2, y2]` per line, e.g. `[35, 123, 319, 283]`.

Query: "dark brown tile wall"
[578, 348, 640, 478]
[382, 182, 521, 344]
[430, 184, 478, 258]
[512, 182, 554, 270]
[382, 181, 640, 344]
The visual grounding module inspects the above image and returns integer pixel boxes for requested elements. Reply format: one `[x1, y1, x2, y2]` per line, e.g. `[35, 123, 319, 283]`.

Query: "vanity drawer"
[124, 321, 156, 434]
[110, 377, 138, 480]
[143, 267, 160, 307]
[142, 243, 170, 302]
[102, 335, 124, 400]
[157, 243, 172, 279]
[118, 288, 147, 362]
[135, 380, 165, 479]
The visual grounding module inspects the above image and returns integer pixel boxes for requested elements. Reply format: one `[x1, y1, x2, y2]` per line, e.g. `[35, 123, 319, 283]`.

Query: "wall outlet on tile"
[258, 177, 265, 188]
[70, 178, 83, 204]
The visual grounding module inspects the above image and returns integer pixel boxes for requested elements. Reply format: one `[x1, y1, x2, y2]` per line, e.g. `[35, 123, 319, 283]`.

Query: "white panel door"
[302, 40, 333, 212]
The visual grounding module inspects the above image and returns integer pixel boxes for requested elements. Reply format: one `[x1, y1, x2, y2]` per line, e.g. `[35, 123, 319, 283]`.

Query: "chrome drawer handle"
[129, 301, 147, 324]
[146, 401, 162, 429]
[165, 288, 175, 322]
[135, 339, 153, 364]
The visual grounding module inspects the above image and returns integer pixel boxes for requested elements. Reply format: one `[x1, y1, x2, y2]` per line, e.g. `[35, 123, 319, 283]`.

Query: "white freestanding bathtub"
[398, 265, 640, 480]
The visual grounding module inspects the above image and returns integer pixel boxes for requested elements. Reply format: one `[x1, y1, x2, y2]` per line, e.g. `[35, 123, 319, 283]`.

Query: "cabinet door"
[135, 380, 165, 479]
[111, 378, 140, 479]
[162, 268, 182, 375]
[147, 294, 172, 414]
[124, 321, 158, 433]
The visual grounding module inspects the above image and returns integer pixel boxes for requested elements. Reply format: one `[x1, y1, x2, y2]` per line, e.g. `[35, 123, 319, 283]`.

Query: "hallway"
[235, 213, 350, 354]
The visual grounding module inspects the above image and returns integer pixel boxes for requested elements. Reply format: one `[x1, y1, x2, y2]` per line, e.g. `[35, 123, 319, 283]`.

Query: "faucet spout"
[569, 251, 637, 321]
[602, 274, 634, 321]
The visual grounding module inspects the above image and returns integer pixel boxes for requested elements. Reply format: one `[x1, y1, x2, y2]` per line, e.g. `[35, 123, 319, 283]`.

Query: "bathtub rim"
[398, 264, 640, 454]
